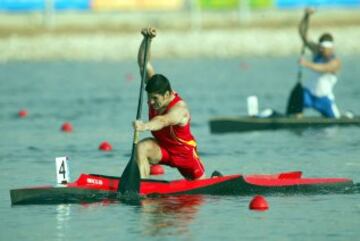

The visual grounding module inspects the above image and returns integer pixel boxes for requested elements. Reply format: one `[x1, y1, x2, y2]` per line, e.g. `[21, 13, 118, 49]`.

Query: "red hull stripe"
[66, 172, 352, 195]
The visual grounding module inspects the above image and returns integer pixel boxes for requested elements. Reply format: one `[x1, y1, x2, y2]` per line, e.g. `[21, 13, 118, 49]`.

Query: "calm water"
[1, 57, 360, 241]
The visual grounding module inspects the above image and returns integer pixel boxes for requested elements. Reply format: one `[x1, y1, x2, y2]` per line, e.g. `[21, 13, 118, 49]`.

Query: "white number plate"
[55, 156, 70, 184]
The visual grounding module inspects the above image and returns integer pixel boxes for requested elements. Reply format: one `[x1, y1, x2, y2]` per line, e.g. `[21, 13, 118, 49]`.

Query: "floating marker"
[126, 73, 134, 82]
[240, 62, 250, 70]
[247, 96, 259, 116]
[150, 164, 164, 175]
[18, 109, 28, 118]
[249, 195, 269, 211]
[99, 141, 112, 151]
[61, 122, 73, 132]
[55, 156, 70, 185]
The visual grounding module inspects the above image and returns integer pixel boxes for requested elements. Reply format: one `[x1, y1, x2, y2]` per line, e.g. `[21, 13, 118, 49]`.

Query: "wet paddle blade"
[118, 145, 140, 195]
[286, 82, 304, 115]
[286, 48, 305, 116]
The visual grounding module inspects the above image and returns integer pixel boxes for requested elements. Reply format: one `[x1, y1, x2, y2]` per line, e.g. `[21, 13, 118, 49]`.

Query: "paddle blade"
[286, 82, 304, 115]
[118, 147, 140, 195]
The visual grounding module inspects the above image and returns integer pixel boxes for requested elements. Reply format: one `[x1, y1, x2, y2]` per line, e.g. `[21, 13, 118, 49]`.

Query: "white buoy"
[55, 156, 70, 185]
[247, 96, 259, 116]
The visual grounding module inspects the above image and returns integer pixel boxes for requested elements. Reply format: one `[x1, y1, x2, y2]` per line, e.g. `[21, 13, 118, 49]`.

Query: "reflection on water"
[56, 204, 71, 241]
[140, 195, 204, 237]
[52, 195, 205, 238]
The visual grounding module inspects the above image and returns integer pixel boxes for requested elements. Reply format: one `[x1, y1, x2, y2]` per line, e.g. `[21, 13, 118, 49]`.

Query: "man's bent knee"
[136, 138, 162, 164]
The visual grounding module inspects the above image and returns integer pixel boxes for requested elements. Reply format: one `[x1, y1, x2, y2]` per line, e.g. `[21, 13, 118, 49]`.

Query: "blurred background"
[0, 0, 360, 61]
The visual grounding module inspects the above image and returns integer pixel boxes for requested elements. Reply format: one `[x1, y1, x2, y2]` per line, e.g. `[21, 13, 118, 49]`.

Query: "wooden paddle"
[118, 36, 150, 196]
[286, 13, 310, 116]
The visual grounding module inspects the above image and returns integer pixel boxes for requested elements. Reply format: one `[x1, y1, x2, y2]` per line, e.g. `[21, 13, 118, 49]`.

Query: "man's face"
[148, 91, 170, 110]
[320, 46, 334, 59]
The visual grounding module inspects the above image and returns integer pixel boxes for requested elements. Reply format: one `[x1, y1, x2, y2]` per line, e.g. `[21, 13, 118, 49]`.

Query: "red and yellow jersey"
[148, 93, 197, 149]
[149, 92, 204, 179]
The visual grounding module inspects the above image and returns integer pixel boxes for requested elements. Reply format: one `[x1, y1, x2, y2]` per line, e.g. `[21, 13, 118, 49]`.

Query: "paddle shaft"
[134, 37, 150, 143]
[119, 36, 150, 195]
[296, 14, 310, 83]
[297, 45, 306, 83]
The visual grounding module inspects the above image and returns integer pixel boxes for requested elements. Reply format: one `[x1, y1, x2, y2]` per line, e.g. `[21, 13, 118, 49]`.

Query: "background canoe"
[209, 116, 360, 133]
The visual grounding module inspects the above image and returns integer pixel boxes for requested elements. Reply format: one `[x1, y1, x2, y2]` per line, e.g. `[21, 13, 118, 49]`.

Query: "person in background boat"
[297, 8, 341, 118]
[133, 27, 205, 180]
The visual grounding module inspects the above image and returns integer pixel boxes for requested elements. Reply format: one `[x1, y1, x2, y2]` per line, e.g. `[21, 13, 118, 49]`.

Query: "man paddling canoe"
[297, 8, 341, 118]
[133, 27, 205, 180]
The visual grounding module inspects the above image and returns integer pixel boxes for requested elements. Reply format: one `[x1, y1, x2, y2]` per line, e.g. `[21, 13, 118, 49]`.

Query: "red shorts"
[159, 145, 205, 180]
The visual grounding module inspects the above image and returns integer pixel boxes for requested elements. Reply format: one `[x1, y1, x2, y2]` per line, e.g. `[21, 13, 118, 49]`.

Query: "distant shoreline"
[1, 9, 360, 61]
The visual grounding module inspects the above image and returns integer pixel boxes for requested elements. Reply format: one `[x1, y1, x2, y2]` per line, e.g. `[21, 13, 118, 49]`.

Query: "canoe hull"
[209, 116, 360, 133]
[10, 172, 354, 205]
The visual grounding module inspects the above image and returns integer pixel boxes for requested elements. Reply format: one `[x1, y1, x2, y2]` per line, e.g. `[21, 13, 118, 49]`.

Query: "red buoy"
[99, 141, 112, 151]
[150, 164, 164, 175]
[126, 73, 134, 82]
[18, 109, 28, 118]
[249, 195, 269, 211]
[240, 62, 250, 70]
[61, 122, 73, 132]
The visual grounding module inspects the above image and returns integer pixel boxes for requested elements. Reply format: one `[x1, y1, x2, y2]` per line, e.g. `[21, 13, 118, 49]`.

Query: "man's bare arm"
[300, 58, 341, 73]
[299, 8, 318, 53]
[134, 102, 190, 132]
[137, 27, 156, 83]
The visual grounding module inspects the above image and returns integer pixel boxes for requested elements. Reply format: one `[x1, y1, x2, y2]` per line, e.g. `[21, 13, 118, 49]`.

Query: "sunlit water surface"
[1, 57, 359, 241]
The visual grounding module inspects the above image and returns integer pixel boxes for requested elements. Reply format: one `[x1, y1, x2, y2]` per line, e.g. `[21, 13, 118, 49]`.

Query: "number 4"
[59, 161, 66, 179]
[55, 156, 70, 184]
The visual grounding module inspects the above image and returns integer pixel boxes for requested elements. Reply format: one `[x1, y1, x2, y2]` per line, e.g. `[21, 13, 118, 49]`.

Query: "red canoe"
[10, 171, 353, 205]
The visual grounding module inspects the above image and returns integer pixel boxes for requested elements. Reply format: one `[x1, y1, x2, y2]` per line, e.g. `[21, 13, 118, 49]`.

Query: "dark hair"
[145, 74, 172, 95]
[319, 33, 334, 43]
